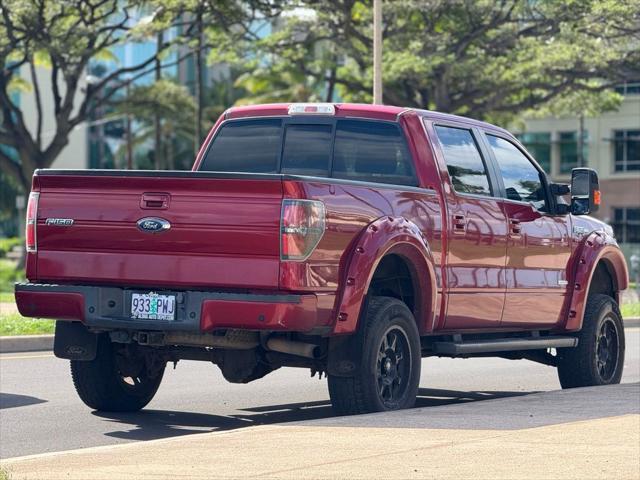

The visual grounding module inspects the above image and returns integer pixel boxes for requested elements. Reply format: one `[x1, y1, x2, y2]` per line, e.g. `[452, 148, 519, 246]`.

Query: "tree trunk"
[325, 65, 337, 102]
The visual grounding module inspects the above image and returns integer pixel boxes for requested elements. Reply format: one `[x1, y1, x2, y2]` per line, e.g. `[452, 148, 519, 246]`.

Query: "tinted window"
[435, 126, 491, 196]
[281, 124, 332, 176]
[200, 119, 281, 173]
[333, 120, 416, 185]
[487, 135, 546, 211]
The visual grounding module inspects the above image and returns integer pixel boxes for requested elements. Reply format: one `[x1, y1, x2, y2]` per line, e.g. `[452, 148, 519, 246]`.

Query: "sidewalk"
[2, 384, 638, 480]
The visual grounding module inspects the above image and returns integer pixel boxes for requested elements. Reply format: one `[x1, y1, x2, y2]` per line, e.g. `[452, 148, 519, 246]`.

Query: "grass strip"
[0, 313, 54, 336]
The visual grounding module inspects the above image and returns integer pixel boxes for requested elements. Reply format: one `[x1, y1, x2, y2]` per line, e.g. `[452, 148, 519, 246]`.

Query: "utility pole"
[154, 32, 163, 170]
[373, 0, 382, 104]
[194, 6, 204, 152]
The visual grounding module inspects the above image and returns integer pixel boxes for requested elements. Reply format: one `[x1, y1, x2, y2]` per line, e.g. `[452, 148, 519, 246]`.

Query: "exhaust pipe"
[266, 338, 320, 359]
[163, 330, 259, 349]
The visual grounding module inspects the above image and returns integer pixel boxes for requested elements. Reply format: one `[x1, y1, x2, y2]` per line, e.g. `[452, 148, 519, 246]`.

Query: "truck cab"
[16, 103, 628, 415]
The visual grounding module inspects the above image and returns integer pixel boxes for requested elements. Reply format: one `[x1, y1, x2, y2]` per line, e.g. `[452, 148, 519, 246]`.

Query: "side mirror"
[570, 168, 600, 216]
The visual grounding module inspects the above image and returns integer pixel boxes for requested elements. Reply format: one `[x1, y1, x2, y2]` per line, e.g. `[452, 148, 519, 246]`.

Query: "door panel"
[430, 124, 507, 330]
[484, 133, 572, 327]
[500, 202, 571, 326]
[445, 196, 508, 329]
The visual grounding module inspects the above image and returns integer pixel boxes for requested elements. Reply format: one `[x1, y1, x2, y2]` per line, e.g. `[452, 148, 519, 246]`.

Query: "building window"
[614, 80, 640, 96]
[614, 130, 640, 172]
[559, 132, 578, 174]
[559, 131, 588, 174]
[517, 132, 551, 173]
[612, 208, 640, 244]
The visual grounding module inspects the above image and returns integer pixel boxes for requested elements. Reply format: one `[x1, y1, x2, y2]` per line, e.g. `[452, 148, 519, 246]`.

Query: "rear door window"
[332, 120, 416, 185]
[200, 118, 282, 173]
[435, 126, 492, 196]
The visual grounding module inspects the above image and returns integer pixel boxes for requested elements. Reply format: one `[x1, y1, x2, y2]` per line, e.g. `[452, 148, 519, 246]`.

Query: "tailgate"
[32, 171, 283, 289]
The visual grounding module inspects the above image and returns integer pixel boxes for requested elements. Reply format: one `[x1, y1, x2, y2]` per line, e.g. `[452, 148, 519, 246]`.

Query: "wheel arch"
[332, 216, 438, 335]
[564, 231, 629, 331]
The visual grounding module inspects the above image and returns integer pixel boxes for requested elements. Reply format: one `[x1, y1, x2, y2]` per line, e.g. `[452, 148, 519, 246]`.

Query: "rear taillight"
[280, 199, 325, 261]
[25, 192, 39, 252]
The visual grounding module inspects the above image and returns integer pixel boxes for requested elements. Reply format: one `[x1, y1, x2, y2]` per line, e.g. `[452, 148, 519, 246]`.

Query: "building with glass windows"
[516, 82, 640, 259]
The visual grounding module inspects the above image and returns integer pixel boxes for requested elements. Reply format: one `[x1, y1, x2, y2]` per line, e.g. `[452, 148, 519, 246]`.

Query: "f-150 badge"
[45, 218, 74, 226]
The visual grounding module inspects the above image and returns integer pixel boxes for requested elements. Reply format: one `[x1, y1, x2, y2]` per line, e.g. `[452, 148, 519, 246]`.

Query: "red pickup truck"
[16, 103, 628, 415]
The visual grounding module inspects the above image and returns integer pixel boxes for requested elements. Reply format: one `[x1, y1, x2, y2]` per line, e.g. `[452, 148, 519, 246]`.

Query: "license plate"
[131, 293, 176, 321]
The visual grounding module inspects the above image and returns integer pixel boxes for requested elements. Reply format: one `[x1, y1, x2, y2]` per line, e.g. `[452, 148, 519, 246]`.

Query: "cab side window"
[435, 126, 492, 196]
[487, 134, 547, 211]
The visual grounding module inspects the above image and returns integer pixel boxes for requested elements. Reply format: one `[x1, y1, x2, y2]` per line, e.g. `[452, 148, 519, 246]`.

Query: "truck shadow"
[93, 387, 534, 441]
[0, 392, 47, 410]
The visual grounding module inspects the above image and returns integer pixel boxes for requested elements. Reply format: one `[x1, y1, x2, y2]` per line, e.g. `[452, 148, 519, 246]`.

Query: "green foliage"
[0, 237, 21, 258]
[0, 259, 24, 292]
[0, 313, 54, 336]
[111, 79, 198, 169]
[0, 466, 11, 480]
[115, 80, 196, 130]
[0, 291, 14, 302]
[621, 302, 640, 319]
[235, 0, 640, 123]
[0, 171, 20, 235]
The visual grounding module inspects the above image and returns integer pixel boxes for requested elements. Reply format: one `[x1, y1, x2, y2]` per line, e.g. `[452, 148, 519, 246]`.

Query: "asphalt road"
[1, 328, 638, 460]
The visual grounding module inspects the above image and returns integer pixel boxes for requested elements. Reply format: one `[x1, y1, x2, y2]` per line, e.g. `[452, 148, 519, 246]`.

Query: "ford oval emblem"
[137, 217, 171, 233]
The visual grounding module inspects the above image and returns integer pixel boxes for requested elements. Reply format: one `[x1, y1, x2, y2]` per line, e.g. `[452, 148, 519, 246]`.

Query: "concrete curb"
[0, 334, 53, 353]
[626, 317, 640, 328]
[1, 318, 638, 354]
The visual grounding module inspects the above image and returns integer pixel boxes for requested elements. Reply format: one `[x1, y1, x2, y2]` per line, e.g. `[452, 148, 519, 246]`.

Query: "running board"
[432, 336, 578, 355]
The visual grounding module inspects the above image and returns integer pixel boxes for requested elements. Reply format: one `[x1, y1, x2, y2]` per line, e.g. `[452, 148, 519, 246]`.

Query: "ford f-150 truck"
[15, 103, 628, 415]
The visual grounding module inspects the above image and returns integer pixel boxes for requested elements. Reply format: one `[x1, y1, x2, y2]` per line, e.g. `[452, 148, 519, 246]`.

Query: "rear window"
[281, 124, 332, 176]
[200, 118, 417, 186]
[200, 119, 281, 173]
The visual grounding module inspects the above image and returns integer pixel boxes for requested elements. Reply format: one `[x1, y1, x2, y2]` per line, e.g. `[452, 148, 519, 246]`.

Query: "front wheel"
[70, 335, 165, 412]
[328, 296, 421, 415]
[557, 294, 625, 389]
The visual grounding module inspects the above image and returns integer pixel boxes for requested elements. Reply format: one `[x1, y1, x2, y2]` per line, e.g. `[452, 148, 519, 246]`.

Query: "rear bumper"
[14, 283, 334, 334]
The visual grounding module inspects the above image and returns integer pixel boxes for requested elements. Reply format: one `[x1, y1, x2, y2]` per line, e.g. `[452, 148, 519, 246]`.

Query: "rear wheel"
[557, 294, 625, 389]
[70, 335, 165, 412]
[328, 296, 421, 415]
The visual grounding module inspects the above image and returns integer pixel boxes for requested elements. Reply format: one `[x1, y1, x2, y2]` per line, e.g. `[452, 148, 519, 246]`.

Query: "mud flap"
[327, 333, 364, 377]
[54, 321, 98, 361]
[327, 296, 369, 377]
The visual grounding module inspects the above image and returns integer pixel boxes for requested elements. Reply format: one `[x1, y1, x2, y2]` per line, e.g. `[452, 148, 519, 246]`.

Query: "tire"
[328, 296, 421, 415]
[70, 335, 165, 412]
[557, 294, 625, 389]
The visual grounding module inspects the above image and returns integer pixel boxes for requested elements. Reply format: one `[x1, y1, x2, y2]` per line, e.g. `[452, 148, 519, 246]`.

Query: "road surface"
[1, 328, 638, 459]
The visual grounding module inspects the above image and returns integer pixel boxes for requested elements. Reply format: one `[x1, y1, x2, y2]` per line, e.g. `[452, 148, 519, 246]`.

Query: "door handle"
[140, 193, 170, 210]
[509, 218, 522, 235]
[452, 214, 466, 233]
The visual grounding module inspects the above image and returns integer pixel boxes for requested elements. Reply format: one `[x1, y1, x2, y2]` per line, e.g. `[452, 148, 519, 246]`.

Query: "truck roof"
[225, 103, 512, 137]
